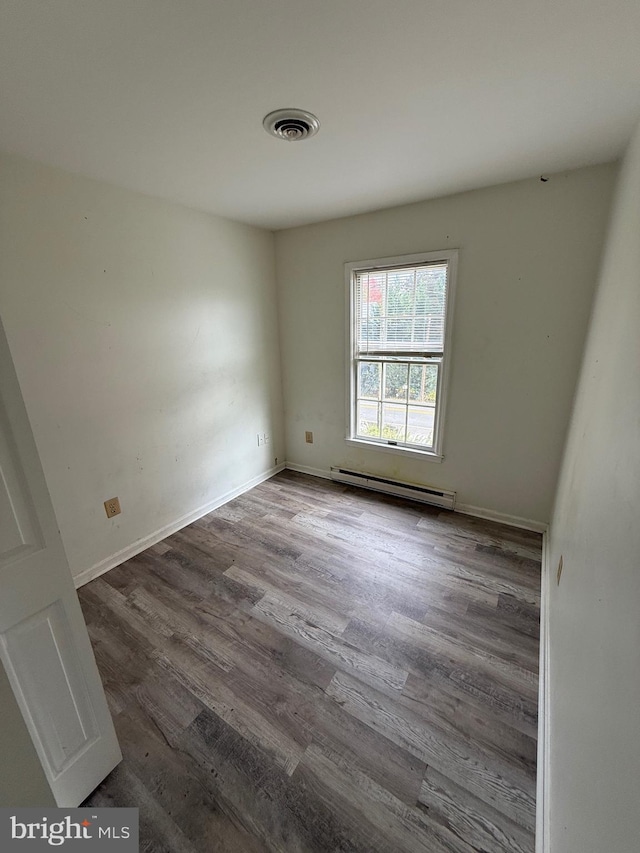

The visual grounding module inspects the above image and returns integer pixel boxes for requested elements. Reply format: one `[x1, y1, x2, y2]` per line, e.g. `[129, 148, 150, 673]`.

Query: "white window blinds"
[355, 262, 448, 355]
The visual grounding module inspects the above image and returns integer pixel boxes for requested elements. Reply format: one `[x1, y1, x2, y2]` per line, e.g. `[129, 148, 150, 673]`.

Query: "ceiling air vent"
[263, 108, 320, 141]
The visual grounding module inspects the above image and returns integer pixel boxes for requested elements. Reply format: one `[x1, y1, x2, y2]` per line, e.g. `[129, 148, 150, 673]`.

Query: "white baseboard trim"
[284, 464, 549, 534]
[455, 502, 548, 534]
[73, 463, 286, 589]
[284, 462, 332, 480]
[536, 529, 551, 853]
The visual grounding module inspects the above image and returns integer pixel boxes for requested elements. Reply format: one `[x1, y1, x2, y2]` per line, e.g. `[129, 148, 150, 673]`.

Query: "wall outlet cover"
[104, 497, 121, 518]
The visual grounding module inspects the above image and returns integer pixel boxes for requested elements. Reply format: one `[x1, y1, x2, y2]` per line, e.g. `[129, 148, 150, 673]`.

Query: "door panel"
[0, 402, 44, 562]
[2, 600, 99, 775]
[0, 659, 55, 808]
[0, 318, 121, 806]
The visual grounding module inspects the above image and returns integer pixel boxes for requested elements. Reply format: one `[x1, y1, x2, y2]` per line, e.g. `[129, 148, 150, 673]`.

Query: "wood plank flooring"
[79, 470, 541, 853]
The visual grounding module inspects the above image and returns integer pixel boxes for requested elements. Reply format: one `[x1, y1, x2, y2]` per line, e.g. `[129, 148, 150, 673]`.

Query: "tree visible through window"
[347, 251, 456, 455]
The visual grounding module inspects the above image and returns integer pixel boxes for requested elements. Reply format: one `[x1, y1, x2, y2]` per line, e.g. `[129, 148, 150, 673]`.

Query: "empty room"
[1, 2, 639, 852]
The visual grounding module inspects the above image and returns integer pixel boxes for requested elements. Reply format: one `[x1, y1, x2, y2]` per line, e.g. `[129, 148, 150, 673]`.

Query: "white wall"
[546, 122, 640, 851]
[0, 154, 284, 582]
[275, 164, 616, 526]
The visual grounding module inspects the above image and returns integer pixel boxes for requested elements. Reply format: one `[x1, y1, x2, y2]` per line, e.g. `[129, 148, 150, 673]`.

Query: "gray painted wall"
[547, 119, 640, 851]
[276, 164, 616, 526]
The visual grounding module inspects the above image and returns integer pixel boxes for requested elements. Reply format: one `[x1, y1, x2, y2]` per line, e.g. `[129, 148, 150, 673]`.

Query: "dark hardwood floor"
[79, 470, 540, 853]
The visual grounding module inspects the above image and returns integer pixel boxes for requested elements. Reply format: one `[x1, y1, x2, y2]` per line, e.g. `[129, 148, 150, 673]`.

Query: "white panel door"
[0, 318, 121, 806]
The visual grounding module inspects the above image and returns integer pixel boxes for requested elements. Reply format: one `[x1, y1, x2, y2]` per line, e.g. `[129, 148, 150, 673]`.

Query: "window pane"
[386, 269, 414, 317]
[356, 273, 383, 350]
[407, 406, 435, 448]
[383, 363, 408, 402]
[412, 317, 427, 346]
[381, 403, 407, 442]
[359, 311, 381, 348]
[416, 266, 447, 350]
[356, 263, 447, 354]
[358, 362, 381, 399]
[356, 400, 380, 438]
[408, 363, 439, 404]
[386, 318, 412, 348]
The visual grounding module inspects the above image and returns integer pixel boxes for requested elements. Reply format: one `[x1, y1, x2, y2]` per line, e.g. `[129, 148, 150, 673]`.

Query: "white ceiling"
[2, 0, 640, 230]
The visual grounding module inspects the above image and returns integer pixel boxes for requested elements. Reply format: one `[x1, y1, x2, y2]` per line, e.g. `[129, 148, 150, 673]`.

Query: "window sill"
[345, 437, 444, 462]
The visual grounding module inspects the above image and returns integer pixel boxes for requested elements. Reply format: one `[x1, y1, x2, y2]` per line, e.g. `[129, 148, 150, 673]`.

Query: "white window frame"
[345, 249, 458, 461]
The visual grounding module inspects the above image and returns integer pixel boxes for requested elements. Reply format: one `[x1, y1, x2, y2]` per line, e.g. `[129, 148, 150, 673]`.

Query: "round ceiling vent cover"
[263, 108, 320, 141]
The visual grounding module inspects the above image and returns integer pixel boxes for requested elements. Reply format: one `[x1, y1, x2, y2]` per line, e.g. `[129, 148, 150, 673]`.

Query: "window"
[346, 250, 457, 458]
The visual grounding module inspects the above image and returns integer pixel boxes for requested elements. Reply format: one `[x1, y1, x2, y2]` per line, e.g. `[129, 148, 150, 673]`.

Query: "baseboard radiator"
[330, 467, 456, 510]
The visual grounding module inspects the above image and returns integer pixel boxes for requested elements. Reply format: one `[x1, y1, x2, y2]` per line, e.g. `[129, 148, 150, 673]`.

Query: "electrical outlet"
[104, 497, 121, 518]
[305, 431, 313, 444]
[257, 433, 265, 446]
[264, 434, 270, 444]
